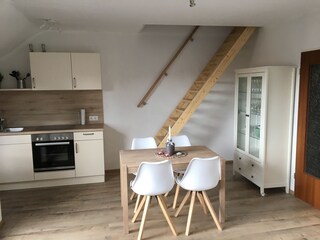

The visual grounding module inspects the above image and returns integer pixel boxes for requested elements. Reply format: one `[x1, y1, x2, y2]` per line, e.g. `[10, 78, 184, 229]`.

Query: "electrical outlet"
[89, 115, 99, 121]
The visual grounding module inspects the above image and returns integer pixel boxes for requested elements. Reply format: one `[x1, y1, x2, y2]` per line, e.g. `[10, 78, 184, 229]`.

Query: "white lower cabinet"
[0, 135, 34, 183]
[74, 131, 105, 177]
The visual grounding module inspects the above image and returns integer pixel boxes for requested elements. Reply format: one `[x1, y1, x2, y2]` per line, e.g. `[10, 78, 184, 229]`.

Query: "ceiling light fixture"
[39, 19, 61, 31]
[189, 0, 196, 7]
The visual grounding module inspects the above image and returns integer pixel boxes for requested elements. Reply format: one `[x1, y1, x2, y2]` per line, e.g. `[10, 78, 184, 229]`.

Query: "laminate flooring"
[0, 163, 320, 240]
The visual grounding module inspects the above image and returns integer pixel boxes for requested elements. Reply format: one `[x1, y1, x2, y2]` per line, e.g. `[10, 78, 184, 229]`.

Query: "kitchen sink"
[5, 127, 24, 132]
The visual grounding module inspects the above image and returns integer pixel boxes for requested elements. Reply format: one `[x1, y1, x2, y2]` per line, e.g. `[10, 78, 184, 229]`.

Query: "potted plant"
[9, 71, 30, 88]
[0, 72, 3, 89]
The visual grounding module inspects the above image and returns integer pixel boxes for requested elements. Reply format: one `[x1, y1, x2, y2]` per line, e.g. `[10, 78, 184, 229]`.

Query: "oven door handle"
[34, 142, 71, 147]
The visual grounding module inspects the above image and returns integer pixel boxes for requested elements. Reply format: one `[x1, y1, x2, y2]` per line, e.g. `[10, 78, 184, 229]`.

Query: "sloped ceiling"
[1, 0, 320, 57]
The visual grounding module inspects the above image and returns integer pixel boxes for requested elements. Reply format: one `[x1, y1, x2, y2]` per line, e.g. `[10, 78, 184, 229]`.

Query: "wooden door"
[295, 49, 320, 209]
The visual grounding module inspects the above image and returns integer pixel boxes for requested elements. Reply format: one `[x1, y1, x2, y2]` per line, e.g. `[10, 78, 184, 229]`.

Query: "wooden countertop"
[0, 124, 104, 136]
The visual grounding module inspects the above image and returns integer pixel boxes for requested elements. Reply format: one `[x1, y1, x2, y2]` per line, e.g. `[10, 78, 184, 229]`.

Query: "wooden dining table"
[119, 145, 225, 234]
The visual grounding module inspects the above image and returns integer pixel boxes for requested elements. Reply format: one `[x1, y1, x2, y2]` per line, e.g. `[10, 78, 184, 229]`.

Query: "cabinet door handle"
[83, 133, 94, 135]
[245, 114, 250, 117]
[32, 77, 36, 88]
[73, 77, 77, 88]
[75, 143, 78, 153]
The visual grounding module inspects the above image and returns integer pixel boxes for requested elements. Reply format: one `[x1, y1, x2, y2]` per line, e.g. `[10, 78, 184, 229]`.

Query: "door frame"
[295, 49, 320, 209]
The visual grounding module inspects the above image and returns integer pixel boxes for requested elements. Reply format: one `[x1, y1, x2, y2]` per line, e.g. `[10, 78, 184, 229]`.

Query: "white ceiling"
[1, 0, 320, 57]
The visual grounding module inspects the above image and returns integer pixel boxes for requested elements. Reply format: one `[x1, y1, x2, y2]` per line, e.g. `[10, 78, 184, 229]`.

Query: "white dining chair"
[131, 137, 157, 150]
[130, 137, 157, 213]
[171, 135, 191, 209]
[174, 156, 223, 236]
[172, 135, 191, 147]
[131, 160, 177, 240]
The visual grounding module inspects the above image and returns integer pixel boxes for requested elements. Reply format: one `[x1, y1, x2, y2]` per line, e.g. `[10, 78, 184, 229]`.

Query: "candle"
[168, 125, 171, 141]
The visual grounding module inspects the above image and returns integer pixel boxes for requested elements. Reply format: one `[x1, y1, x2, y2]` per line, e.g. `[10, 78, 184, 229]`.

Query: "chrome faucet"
[0, 117, 6, 131]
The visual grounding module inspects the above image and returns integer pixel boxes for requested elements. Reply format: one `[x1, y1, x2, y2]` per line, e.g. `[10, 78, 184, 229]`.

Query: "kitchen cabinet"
[71, 53, 102, 90]
[0, 135, 34, 183]
[74, 131, 105, 177]
[30, 52, 101, 90]
[30, 52, 73, 90]
[233, 66, 295, 196]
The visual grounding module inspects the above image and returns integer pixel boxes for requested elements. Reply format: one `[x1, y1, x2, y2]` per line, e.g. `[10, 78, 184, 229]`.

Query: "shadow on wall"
[103, 124, 126, 170]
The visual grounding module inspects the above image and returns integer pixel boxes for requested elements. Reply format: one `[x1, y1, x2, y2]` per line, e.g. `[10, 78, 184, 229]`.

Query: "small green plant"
[9, 71, 30, 81]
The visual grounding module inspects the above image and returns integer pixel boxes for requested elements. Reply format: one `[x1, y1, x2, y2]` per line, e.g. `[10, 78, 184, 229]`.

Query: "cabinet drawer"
[0, 135, 31, 145]
[234, 151, 250, 176]
[74, 131, 103, 140]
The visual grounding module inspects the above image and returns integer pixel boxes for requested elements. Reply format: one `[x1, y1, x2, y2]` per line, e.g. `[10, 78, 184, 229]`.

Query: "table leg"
[219, 159, 225, 223]
[120, 163, 129, 234]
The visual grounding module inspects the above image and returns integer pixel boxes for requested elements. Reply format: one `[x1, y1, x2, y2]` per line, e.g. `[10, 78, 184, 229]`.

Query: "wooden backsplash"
[0, 90, 103, 127]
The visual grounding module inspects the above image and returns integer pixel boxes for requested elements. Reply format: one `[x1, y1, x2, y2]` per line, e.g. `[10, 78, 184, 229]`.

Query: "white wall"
[246, 10, 320, 190]
[0, 26, 254, 169]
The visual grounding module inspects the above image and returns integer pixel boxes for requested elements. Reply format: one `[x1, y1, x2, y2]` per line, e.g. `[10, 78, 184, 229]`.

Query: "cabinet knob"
[251, 164, 254, 167]
[239, 167, 241, 170]
[239, 157, 242, 160]
[251, 175, 254, 178]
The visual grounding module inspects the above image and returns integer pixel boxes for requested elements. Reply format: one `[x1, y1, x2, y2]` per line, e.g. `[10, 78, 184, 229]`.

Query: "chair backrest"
[131, 137, 157, 150]
[171, 135, 191, 147]
[178, 156, 221, 191]
[131, 160, 175, 196]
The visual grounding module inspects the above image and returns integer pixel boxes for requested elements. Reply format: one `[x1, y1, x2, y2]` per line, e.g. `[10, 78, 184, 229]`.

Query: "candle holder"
[166, 139, 175, 156]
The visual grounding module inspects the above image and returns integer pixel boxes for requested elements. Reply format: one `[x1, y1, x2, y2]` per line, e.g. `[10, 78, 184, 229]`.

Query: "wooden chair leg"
[197, 192, 207, 215]
[172, 184, 180, 209]
[130, 191, 136, 201]
[175, 190, 191, 217]
[134, 194, 141, 213]
[185, 191, 196, 236]
[164, 192, 169, 197]
[202, 191, 223, 231]
[132, 195, 146, 223]
[158, 195, 178, 236]
[137, 195, 151, 240]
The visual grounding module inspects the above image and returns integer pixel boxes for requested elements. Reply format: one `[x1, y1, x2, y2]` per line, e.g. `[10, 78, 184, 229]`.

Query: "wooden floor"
[1, 163, 320, 240]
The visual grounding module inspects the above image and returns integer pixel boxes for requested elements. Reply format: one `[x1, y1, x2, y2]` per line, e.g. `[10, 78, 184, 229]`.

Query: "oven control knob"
[61, 137, 65, 140]
[57, 137, 61, 140]
[53, 137, 57, 140]
[40, 137, 43, 141]
[66, 137, 69, 140]
[36, 137, 39, 141]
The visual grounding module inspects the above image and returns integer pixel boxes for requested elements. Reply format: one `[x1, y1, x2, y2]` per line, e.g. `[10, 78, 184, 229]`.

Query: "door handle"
[75, 143, 78, 153]
[73, 77, 77, 88]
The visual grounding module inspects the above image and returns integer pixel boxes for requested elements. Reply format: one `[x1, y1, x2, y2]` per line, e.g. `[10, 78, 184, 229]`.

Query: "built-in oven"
[31, 132, 75, 172]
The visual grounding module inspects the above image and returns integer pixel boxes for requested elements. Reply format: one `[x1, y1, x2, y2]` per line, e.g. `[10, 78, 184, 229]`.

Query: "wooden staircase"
[155, 27, 256, 146]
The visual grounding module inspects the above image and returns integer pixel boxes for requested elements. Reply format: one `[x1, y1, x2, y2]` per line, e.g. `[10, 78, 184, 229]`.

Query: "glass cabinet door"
[237, 77, 248, 151]
[249, 76, 262, 158]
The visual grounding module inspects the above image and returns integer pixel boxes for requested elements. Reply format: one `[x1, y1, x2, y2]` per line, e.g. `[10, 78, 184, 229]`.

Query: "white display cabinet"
[233, 66, 295, 196]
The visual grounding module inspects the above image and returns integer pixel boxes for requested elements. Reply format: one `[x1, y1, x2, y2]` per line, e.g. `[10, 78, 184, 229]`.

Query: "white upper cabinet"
[71, 53, 102, 90]
[30, 52, 73, 90]
[30, 52, 102, 90]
